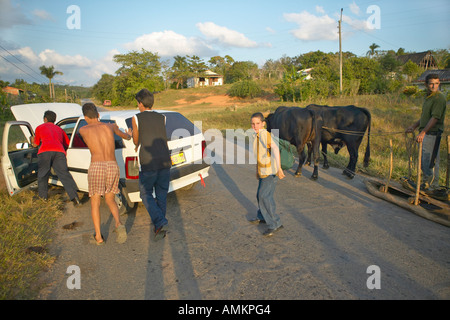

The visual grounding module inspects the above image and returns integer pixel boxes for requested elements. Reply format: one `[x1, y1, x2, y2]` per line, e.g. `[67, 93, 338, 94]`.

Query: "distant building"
[187, 70, 223, 88]
[297, 68, 313, 80]
[2, 86, 24, 96]
[396, 51, 438, 70]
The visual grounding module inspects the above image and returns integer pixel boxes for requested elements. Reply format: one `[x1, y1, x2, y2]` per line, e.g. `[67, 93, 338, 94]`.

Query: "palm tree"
[366, 43, 380, 58]
[39, 65, 63, 99]
[172, 56, 188, 89]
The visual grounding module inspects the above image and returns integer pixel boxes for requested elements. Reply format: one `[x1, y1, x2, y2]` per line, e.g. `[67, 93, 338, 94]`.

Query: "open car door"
[1, 121, 38, 196]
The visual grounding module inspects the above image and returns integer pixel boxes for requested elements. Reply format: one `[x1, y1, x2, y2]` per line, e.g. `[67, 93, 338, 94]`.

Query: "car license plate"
[171, 152, 186, 165]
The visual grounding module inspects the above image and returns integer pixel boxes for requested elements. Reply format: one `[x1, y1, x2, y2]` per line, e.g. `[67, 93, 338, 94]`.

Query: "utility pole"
[339, 8, 343, 95]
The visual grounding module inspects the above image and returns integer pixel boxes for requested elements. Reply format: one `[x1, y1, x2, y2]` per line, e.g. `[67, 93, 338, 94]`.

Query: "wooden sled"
[364, 178, 450, 228]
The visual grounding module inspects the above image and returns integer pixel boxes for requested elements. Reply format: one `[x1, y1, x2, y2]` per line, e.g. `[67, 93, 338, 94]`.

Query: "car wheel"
[115, 182, 135, 215]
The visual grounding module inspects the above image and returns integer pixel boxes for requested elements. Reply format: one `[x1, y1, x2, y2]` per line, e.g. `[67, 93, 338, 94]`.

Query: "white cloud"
[284, 11, 338, 41]
[316, 6, 325, 14]
[349, 1, 360, 15]
[266, 27, 276, 34]
[14, 47, 40, 63]
[342, 14, 372, 31]
[32, 9, 54, 21]
[38, 49, 92, 67]
[196, 22, 258, 48]
[124, 30, 216, 57]
[0, 46, 94, 85]
[90, 49, 120, 79]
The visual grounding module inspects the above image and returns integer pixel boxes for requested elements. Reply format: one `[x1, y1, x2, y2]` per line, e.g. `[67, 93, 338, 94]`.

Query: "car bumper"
[125, 162, 210, 203]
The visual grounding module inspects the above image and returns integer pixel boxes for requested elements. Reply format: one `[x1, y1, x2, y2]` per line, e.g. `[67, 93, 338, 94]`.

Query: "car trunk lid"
[10, 103, 82, 131]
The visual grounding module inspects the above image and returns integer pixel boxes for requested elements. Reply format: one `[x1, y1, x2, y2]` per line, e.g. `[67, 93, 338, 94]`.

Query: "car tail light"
[125, 156, 139, 179]
[202, 140, 206, 159]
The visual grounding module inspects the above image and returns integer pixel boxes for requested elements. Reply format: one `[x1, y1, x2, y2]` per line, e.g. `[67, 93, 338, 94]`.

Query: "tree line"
[91, 47, 449, 105]
[2, 46, 449, 107]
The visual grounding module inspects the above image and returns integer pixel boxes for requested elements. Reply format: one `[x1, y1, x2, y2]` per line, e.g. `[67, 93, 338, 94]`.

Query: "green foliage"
[402, 60, 422, 82]
[402, 85, 419, 96]
[109, 49, 165, 105]
[227, 61, 259, 83]
[91, 74, 114, 103]
[227, 80, 262, 98]
[0, 92, 13, 121]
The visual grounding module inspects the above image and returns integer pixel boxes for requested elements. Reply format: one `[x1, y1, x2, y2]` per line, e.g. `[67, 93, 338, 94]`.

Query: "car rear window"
[125, 112, 201, 141]
[72, 119, 125, 149]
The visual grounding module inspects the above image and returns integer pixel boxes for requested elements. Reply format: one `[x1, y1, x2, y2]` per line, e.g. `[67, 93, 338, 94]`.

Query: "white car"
[2, 102, 210, 214]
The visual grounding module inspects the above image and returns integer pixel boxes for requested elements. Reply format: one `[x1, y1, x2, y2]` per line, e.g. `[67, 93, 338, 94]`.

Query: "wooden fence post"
[415, 141, 422, 206]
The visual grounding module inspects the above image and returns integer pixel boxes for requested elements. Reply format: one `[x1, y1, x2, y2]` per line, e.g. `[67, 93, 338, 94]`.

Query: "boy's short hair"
[425, 73, 439, 84]
[251, 112, 265, 122]
[135, 89, 154, 109]
[82, 102, 99, 119]
[44, 110, 57, 123]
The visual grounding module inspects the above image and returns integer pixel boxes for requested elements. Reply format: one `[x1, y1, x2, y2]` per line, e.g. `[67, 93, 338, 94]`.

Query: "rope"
[303, 132, 420, 181]
[321, 126, 404, 137]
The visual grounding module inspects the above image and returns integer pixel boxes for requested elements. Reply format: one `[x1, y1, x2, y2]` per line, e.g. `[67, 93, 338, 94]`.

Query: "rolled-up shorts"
[88, 161, 120, 197]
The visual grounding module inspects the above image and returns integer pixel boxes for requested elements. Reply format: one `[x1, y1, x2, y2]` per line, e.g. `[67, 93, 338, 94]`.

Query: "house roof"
[187, 70, 223, 79]
[204, 70, 222, 77]
[416, 69, 450, 82]
[2, 86, 25, 95]
[396, 51, 437, 68]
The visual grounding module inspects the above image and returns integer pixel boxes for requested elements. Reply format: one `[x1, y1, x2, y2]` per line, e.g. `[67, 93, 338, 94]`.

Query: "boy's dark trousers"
[37, 151, 78, 200]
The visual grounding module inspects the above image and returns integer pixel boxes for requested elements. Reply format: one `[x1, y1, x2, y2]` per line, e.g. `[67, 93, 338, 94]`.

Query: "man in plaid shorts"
[79, 103, 132, 245]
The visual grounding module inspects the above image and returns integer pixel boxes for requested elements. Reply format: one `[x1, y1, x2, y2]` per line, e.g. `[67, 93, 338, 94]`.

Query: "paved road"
[38, 140, 450, 300]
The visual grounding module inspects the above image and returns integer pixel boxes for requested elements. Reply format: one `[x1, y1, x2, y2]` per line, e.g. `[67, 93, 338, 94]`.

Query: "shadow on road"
[143, 191, 202, 299]
[212, 164, 258, 220]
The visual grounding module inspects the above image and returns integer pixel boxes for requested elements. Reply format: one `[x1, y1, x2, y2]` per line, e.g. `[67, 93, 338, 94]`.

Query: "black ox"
[306, 104, 371, 179]
[265, 106, 321, 180]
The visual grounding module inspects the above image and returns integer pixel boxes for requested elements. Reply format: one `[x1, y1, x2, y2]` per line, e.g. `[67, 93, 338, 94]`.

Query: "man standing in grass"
[79, 103, 132, 245]
[406, 73, 446, 189]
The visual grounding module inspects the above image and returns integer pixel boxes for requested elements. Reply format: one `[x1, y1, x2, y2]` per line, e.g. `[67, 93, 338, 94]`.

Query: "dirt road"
[36, 140, 450, 301]
[35, 132, 450, 301]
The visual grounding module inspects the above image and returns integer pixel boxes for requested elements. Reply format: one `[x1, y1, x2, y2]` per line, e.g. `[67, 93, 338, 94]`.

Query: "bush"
[402, 85, 419, 96]
[227, 80, 262, 98]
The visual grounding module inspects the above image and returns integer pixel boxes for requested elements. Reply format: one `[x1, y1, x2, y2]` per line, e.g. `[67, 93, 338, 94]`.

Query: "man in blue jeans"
[132, 89, 172, 241]
[406, 73, 446, 190]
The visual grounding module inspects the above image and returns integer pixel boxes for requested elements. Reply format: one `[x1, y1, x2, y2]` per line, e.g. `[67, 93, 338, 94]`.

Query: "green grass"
[0, 190, 63, 299]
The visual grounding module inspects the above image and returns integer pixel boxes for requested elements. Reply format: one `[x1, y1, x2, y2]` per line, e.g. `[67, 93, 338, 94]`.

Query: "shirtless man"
[79, 103, 132, 245]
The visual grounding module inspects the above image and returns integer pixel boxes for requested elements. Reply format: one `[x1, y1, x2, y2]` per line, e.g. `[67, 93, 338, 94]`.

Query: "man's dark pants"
[139, 168, 170, 231]
[37, 151, 78, 200]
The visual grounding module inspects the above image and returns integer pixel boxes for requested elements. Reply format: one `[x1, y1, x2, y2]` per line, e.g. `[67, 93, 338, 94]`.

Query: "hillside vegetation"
[99, 84, 449, 186]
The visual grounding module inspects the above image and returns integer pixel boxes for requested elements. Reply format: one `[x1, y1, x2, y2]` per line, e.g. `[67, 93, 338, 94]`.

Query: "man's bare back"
[80, 122, 131, 162]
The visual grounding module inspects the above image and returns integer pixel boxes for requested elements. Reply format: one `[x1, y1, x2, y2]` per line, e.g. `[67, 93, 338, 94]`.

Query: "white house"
[187, 70, 223, 88]
[297, 68, 313, 80]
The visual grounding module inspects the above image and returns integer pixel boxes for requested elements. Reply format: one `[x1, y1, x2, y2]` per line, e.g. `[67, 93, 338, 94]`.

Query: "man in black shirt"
[132, 89, 172, 241]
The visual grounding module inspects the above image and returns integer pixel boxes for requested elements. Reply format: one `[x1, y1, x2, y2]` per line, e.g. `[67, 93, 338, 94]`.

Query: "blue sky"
[0, 0, 449, 86]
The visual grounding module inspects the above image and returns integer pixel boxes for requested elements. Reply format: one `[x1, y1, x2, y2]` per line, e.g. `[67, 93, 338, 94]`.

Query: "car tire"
[115, 182, 135, 215]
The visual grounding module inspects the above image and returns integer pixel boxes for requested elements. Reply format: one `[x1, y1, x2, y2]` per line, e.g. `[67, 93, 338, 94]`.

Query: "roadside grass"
[0, 189, 64, 299]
